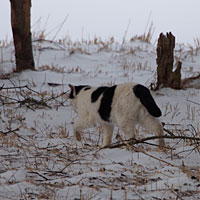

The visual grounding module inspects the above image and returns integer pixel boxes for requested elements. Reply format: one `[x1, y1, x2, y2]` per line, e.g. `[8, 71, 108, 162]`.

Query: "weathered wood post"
[10, 0, 35, 72]
[156, 32, 181, 89]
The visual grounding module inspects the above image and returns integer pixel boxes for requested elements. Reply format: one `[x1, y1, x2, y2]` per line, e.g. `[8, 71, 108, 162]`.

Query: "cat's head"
[68, 84, 91, 107]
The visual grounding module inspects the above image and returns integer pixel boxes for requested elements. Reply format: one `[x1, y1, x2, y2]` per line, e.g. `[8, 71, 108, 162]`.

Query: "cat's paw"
[102, 144, 110, 148]
[158, 139, 166, 152]
[75, 131, 81, 141]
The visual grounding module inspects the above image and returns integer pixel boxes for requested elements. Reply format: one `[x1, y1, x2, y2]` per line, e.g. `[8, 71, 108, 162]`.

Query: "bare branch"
[107, 133, 200, 149]
[0, 126, 28, 141]
[0, 127, 20, 135]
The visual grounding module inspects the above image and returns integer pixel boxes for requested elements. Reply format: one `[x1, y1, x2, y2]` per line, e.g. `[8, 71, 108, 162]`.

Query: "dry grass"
[121, 60, 152, 72]
[0, 24, 200, 199]
[130, 22, 155, 44]
[187, 37, 200, 56]
[0, 81, 199, 199]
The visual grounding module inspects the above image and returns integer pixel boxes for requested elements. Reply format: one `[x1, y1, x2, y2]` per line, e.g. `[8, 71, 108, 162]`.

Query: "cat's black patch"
[69, 85, 90, 99]
[91, 86, 109, 103]
[133, 84, 162, 117]
[69, 90, 74, 99]
[84, 87, 91, 91]
[98, 85, 117, 122]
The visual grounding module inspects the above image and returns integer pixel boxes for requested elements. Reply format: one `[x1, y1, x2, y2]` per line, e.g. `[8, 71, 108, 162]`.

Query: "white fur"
[69, 83, 165, 149]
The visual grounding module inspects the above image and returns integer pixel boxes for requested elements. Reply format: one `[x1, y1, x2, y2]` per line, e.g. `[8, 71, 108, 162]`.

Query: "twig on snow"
[0, 127, 20, 135]
[29, 171, 49, 181]
[0, 126, 28, 141]
[186, 99, 200, 106]
[107, 134, 200, 149]
[0, 84, 41, 95]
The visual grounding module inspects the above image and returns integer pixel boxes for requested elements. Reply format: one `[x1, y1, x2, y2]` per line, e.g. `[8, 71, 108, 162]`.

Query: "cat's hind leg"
[102, 124, 114, 147]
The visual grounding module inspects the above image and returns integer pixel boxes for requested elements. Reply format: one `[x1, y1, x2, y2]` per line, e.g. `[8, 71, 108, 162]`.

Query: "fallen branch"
[187, 99, 200, 106]
[0, 94, 51, 109]
[139, 134, 199, 143]
[20, 97, 51, 109]
[0, 84, 69, 109]
[107, 134, 200, 149]
[136, 147, 177, 167]
[0, 127, 28, 141]
[29, 171, 49, 181]
[0, 127, 20, 135]
[106, 134, 199, 168]
[45, 90, 69, 103]
[0, 84, 41, 95]
[102, 140, 178, 167]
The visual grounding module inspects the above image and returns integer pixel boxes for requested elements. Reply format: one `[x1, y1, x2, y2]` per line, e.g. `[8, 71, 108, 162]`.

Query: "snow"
[0, 37, 200, 199]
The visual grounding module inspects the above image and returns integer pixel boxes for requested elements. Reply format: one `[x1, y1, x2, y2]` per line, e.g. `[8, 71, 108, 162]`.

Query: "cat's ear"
[68, 84, 76, 99]
[69, 84, 75, 92]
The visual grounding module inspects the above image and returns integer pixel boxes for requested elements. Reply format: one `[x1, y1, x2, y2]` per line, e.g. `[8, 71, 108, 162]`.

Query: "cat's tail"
[133, 84, 162, 117]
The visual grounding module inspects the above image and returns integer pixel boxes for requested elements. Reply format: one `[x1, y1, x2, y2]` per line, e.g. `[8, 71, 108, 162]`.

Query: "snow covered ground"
[0, 37, 199, 199]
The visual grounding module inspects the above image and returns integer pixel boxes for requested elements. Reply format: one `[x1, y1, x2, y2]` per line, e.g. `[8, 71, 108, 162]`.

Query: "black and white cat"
[68, 82, 165, 149]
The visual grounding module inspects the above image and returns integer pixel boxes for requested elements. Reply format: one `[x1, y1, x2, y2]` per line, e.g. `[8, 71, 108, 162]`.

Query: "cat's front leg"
[73, 116, 93, 142]
[139, 113, 165, 150]
[102, 124, 114, 147]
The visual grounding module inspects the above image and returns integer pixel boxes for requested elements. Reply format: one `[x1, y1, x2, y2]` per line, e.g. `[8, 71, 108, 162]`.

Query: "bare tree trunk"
[10, 0, 35, 72]
[156, 32, 181, 90]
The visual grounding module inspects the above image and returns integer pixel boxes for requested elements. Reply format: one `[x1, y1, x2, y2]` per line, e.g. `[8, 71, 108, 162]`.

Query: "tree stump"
[10, 0, 35, 72]
[156, 32, 181, 90]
